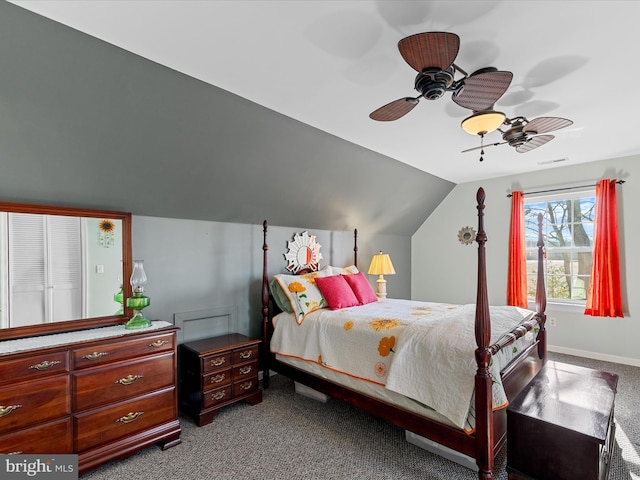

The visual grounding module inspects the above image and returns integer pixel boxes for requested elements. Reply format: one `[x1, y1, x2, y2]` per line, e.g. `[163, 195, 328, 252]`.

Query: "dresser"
[179, 334, 262, 426]
[507, 360, 618, 480]
[0, 321, 181, 474]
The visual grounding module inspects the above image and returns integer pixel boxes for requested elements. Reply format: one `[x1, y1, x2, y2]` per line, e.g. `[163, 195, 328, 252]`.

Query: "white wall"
[412, 154, 639, 365]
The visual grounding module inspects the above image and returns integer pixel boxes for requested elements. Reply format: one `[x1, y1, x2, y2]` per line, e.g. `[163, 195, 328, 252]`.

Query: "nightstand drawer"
[233, 377, 258, 397]
[233, 362, 258, 380]
[232, 345, 258, 364]
[203, 385, 233, 409]
[203, 368, 232, 390]
[202, 352, 232, 374]
[74, 352, 175, 410]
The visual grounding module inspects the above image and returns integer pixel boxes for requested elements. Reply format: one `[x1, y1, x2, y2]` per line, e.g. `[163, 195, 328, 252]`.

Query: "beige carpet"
[81, 352, 639, 479]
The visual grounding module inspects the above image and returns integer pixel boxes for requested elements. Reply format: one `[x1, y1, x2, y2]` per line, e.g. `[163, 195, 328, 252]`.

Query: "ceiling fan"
[461, 116, 574, 159]
[369, 32, 513, 121]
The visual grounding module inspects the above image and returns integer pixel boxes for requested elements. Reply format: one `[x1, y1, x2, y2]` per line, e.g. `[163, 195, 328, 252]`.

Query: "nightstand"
[179, 333, 262, 426]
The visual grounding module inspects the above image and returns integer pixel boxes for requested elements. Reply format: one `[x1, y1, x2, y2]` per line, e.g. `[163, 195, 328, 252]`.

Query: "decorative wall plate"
[457, 226, 476, 245]
[284, 231, 323, 273]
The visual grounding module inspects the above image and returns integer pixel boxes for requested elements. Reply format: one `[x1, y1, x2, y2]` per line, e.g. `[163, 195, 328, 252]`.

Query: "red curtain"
[585, 179, 624, 317]
[507, 191, 528, 308]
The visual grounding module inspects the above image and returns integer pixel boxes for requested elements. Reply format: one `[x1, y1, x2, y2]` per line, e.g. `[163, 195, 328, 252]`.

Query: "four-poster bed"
[260, 187, 548, 479]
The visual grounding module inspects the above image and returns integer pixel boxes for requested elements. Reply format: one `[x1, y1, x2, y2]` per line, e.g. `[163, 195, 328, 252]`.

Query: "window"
[525, 191, 595, 304]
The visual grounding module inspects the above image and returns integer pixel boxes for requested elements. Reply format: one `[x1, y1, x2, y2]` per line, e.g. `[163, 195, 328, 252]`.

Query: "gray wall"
[0, 2, 416, 340]
[0, 1, 453, 237]
[412, 155, 639, 365]
[133, 216, 410, 340]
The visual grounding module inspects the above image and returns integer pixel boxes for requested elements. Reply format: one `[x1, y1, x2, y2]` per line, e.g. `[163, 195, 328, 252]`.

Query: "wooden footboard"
[261, 187, 547, 480]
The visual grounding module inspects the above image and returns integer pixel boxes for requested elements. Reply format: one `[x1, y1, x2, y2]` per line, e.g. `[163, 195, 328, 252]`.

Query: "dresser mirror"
[0, 201, 132, 341]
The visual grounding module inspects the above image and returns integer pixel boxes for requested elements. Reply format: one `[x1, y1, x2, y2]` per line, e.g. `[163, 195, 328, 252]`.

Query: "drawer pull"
[239, 350, 253, 359]
[239, 366, 253, 375]
[83, 352, 108, 361]
[115, 374, 144, 385]
[211, 391, 226, 401]
[0, 405, 22, 417]
[149, 340, 169, 348]
[239, 381, 253, 391]
[29, 360, 62, 371]
[116, 411, 144, 423]
[211, 373, 226, 384]
[211, 357, 225, 367]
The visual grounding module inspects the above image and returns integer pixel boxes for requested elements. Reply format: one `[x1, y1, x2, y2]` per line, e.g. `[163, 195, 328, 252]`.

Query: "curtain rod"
[506, 179, 626, 197]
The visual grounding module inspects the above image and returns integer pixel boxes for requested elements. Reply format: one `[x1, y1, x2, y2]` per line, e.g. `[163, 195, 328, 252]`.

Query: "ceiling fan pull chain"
[479, 133, 485, 162]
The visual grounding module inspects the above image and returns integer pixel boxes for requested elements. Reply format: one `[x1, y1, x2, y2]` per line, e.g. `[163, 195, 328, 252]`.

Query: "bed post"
[353, 228, 358, 269]
[262, 220, 271, 389]
[474, 188, 494, 479]
[535, 213, 547, 358]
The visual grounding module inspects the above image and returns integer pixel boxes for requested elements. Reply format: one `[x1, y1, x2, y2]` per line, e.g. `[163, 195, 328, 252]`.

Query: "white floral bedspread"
[271, 298, 538, 432]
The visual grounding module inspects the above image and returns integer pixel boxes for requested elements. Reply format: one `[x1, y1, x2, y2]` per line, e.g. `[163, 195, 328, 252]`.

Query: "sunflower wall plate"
[457, 226, 476, 245]
[284, 231, 323, 274]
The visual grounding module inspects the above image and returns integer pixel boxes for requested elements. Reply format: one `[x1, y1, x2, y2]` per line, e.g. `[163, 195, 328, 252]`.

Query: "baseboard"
[548, 344, 640, 367]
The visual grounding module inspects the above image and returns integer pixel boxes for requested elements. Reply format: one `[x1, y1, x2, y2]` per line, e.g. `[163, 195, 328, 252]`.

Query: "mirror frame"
[0, 201, 132, 341]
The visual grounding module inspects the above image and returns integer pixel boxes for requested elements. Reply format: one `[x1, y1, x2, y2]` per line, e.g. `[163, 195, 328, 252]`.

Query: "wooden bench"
[507, 360, 618, 480]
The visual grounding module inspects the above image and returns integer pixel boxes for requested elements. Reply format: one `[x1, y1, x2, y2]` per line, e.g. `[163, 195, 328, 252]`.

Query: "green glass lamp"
[114, 263, 124, 315]
[125, 260, 151, 329]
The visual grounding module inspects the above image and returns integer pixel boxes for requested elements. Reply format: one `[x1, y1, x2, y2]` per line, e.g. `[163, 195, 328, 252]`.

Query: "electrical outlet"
[548, 317, 556, 327]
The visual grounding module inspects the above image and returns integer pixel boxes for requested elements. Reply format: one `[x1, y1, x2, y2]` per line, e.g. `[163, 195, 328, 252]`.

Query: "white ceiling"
[10, 0, 640, 183]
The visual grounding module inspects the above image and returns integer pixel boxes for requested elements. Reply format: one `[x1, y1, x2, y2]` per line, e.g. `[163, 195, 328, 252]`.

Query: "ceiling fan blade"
[452, 70, 513, 111]
[516, 134, 555, 153]
[369, 97, 419, 121]
[523, 117, 573, 134]
[398, 32, 460, 72]
[461, 141, 505, 153]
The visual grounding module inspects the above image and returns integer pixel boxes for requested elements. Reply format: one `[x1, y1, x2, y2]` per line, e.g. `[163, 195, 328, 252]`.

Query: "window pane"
[524, 191, 594, 303]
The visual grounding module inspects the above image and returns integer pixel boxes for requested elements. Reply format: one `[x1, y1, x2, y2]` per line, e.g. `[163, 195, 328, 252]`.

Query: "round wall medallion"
[457, 226, 476, 245]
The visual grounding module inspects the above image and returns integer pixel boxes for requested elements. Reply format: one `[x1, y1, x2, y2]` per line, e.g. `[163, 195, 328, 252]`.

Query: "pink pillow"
[343, 272, 378, 305]
[315, 275, 360, 310]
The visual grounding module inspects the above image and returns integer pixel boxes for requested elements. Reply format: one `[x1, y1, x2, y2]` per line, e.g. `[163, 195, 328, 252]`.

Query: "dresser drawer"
[203, 368, 232, 391]
[232, 345, 259, 364]
[0, 351, 70, 386]
[202, 385, 233, 409]
[202, 351, 232, 374]
[74, 353, 175, 411]
[233, 377, 258, 397]
[0, 376, 71, 434]
[73, 332, 175, 369]
[75, 387, 176, 452]
[0, 417, 73, 454]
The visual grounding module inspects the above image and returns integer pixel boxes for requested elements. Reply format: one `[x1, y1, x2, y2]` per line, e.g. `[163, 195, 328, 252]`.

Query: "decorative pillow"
[326, 264, 359, 275]
[269, 278, 293, 313]
[274, 271, 328, 324]
[315, 275, 360, 310]
[343, 272, 378, 305]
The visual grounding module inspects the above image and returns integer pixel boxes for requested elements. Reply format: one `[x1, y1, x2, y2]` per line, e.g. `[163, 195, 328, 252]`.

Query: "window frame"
[524, 188, 595, 306]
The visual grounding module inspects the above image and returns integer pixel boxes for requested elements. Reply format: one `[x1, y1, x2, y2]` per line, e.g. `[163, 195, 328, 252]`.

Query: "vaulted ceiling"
[9, 0, 640, 183]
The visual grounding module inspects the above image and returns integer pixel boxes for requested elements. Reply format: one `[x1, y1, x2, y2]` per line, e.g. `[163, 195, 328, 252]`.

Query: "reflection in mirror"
[0, 202, 132, 340]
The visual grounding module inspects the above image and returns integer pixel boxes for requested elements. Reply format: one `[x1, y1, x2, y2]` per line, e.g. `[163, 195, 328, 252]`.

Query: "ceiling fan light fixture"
[461, 110, 506, 136]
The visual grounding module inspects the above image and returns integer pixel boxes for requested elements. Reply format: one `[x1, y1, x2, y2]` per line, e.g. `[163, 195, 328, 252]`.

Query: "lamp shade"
[461, 110, 505, 135]
[367, 251, 396, 276]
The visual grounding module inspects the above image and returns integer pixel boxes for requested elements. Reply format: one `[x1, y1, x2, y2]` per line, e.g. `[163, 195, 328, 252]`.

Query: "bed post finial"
[262, 220, 270, 389]
[353, 228, 358, 269]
